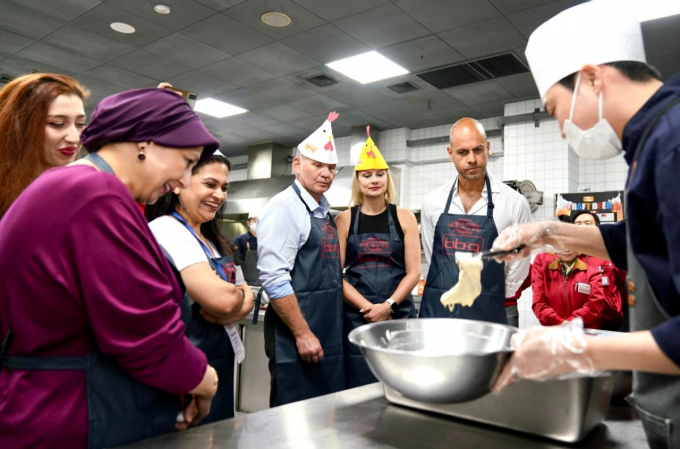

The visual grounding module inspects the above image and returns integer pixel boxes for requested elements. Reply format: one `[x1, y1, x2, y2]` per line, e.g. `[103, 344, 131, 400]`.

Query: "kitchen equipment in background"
[555, 191, 624, 223]
[384, 374, 613, 443]
[348, 319, 515, 403]
[504, 179, 544, 212]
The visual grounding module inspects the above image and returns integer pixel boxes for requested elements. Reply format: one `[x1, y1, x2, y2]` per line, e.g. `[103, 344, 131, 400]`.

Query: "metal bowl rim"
[348, 318, 516, 358]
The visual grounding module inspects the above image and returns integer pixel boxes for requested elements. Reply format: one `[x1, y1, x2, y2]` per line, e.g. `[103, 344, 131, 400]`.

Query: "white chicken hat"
[297, 111, 339, 165]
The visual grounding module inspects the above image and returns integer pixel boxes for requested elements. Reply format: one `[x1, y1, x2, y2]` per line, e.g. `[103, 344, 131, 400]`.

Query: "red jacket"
[581, 255, 624, 330]
[531, 253, 607, 328]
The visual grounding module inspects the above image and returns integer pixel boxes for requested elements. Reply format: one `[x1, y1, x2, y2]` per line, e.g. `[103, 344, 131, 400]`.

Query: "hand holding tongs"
[479, 244, 527, 260]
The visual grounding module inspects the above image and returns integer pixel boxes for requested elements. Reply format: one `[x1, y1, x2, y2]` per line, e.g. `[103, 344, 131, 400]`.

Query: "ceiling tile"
[488, 0, 561, 15]
[333, 109, 392, 130]
[43, 25, 134, 63]
[366, 74, 439, 100]
[284, 66, 360, 94]
[143, 34, 229, 69]
[288, 116, 325, 131]
[361, 100, 418, 121]
[335, 4, 430, 49]
[397, 91, 465, 112]
[0, 28, 34, 56]
[106, 0, 216, 30]
[247, 78, 316, 102]
[470, 102, 505, 118]
[16, 42, 102, 73]
[232, 127, 282, 143]
[428, 106, 484, 124]
[82, 64, 158, 89]
[72, 4, 173, 46]
[438, 17, 527, 59]
[505, 0, 586, 38]
[74, 74, 126, 98]
[213, 88, 280, 110]
[496, 73, 539, 100]
[8, 0, 101, 21]
[224, 0, 326, 39]
[642, 15, 680, 53]
[380, 35, 464, 73]
[281, 24, 370, 64]
[255, 104, 313, 122]
[443, 80, 516, 105]
[180, 14, 273, 55]
[237, 42, 320, 77]
[202, 116, 251, 133]
[323, 85, 393, 107]
[194, 0, 245, 11]
[394, 0, 500, 33]
[389, 114, 440, 129]
[110, 50, 191, 80]
[511, 46, 528, 64]
[0, 55, 77, 77]
[229, 112, 280, 128]
[259, 122, 309, 138]
[165, 70, 238, 97]
[0, 1, 65, 39]
[290, 0, 389, 22]
[288, 94, 347, 115]
[199, 58, 276, 87]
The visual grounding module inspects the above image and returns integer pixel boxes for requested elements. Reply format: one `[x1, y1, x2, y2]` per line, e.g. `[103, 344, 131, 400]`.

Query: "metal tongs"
[479, 244, 527, 260]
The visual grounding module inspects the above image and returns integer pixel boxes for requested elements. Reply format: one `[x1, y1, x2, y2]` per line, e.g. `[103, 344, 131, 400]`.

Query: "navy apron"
[264, 183, 345, 406]
[170, 211, 237, 424]
[242, 240, 261, 286]
[344, 205, 415, 388]
[418, 175, 507, 324]
[0, 153, 188, 449]
[626, 97, 680, 449]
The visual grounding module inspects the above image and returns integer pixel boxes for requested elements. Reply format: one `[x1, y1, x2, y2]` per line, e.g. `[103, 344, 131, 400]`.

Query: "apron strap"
[170, 212, 229, 283]
[485, 174, 494, 218]
[252, 289, 263, 325]
[292, 182, 332, 220]
[386, 204, 400, 242]
[84, 153, 116, 175]
[1, 354, 87, 370]
[444, 181, 456, 215]
[353, 206, 361, 236]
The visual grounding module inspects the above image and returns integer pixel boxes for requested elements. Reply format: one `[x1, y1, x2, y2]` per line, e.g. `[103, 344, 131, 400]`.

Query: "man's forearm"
[549, 223, 611, 261]
[589, 331, 680, 374]
[270, 293, 311, 338]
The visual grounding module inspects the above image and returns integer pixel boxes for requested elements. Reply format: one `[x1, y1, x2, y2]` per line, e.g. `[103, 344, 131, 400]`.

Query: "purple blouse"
[0, 166, 207, 449]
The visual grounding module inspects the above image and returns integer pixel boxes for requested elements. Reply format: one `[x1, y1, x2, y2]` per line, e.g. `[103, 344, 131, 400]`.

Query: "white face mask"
[562, 73, 622, 160]
[249, 221, 257, 232]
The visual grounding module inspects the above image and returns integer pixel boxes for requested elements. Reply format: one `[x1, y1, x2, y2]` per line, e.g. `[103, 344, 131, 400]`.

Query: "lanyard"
[171, 211, 228, 282]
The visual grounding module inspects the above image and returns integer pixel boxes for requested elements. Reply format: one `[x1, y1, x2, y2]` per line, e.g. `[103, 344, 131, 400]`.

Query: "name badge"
[602, 276, 609, 286]
[225, 324, 246, 364]
[576, 282, 591, 295]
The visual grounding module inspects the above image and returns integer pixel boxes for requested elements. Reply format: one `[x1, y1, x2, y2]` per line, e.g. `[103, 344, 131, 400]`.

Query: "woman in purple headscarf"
[0, 89, 225, 449]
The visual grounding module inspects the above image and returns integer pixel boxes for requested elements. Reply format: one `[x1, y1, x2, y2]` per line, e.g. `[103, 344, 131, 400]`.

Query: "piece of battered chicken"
[440, 252, 484, 312]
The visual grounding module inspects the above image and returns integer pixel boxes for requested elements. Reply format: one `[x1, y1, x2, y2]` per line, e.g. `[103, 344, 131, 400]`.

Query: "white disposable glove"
[491, 220, 567, 262]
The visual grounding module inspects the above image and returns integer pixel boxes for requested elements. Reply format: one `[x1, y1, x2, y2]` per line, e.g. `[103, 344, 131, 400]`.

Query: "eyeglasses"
[574, 221, 596, 226]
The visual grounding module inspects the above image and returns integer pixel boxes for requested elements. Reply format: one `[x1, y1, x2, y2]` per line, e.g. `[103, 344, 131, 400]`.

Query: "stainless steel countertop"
[117, 383, 649, 449]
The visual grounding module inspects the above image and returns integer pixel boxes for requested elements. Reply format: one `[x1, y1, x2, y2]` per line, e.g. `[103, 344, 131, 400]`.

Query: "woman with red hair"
[0, 73, 89, 218]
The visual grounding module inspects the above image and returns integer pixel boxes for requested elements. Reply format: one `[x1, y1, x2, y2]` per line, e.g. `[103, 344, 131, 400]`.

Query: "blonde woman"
[335, 128, 420, 388]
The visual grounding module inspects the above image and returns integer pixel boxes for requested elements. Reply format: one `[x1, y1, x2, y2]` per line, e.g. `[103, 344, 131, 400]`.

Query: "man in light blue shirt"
[257, 112, 346, 406]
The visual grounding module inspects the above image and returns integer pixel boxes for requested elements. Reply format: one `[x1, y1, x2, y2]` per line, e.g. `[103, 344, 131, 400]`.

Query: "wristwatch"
[385, 298, 397, 314]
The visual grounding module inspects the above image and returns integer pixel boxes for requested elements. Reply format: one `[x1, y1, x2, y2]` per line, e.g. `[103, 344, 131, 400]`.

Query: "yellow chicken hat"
[354, 126, 388, 171]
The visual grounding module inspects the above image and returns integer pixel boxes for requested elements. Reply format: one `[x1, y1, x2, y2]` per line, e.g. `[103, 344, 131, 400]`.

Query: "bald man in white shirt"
[419, 118, 531, 326]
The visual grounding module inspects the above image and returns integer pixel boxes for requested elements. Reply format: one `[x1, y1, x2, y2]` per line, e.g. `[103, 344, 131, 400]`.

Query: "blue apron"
[0, 153, 188, 448]
[264, 183, 345, 406]
[170, 211, 237, 424]
[343, 205, 415, 388]
[418, 175, 507, 324]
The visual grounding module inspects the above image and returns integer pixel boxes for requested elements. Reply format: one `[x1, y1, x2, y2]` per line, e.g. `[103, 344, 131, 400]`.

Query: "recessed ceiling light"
[154, 4, 171, 14]
[635, 0, 680, 21]
[261, 12, 291, 27]
[194, 98, 248, 118]
[110, 22, 135, 34]
[327, 51, 409, 84]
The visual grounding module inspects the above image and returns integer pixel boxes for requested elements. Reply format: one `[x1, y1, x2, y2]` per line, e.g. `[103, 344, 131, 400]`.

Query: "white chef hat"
[297, 112, 339, 165]
[525, 0, 646, 100]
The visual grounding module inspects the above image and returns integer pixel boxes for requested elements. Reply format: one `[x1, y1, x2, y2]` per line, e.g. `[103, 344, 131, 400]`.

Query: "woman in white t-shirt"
[147, 151, 253, 423]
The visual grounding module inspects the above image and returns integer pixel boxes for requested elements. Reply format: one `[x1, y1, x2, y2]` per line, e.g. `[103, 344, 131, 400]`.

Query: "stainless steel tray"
[384, 375, 613, 443]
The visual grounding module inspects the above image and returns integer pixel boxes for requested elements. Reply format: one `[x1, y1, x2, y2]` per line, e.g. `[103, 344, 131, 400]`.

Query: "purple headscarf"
[80, 88, 219, 161]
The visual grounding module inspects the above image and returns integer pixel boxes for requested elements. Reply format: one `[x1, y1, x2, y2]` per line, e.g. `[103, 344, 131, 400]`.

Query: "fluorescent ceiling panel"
[194, 98, 248, 118]
[327, 51, 409, 84]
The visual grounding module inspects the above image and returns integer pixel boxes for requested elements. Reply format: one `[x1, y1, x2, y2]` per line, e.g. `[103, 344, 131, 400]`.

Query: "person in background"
[257, 112, 345, 407]
[491, 2, 680, 446]
[0, 88, 220, 449]
[572, 210, 625, 331]
[335, 127, 420, 388]
[531, 248, 607, 329]
[233, 213, 260, 285]
[0, 73, 89, 218]
[419, 118, 532, 326]
[147, 150, 254, 423]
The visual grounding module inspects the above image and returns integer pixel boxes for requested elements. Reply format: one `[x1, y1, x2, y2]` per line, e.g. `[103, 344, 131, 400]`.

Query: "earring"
[138, 146, 146, 161]
[173, 187, 180, 195]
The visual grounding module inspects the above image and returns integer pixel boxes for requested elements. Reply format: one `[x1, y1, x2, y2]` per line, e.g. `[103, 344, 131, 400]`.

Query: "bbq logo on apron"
[321, 222, 340, 259]
[442, 218, 484, 255]
[357, 237, 391, 268]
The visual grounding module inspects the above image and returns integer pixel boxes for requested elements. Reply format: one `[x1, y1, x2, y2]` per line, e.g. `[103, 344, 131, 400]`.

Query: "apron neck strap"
[354, 204, 400, 241]
[171, 211, 215, 259]
[485, 174, 494, 218]
[84, 153, 115, 176]
[292, 182, 330, 219]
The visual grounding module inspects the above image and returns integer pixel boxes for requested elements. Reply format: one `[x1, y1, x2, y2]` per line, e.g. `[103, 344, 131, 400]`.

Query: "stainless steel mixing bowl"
[348, 318, 516, 403]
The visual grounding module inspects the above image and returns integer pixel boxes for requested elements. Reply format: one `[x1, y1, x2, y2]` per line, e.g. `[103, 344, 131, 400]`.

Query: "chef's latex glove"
[491, 220, 566, 262]
[492, 318, 599, 393]
[361, 302, 392, 322]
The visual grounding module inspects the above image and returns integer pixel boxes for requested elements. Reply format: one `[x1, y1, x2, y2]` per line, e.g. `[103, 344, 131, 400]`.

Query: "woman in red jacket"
[531, 248, 607, 328]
